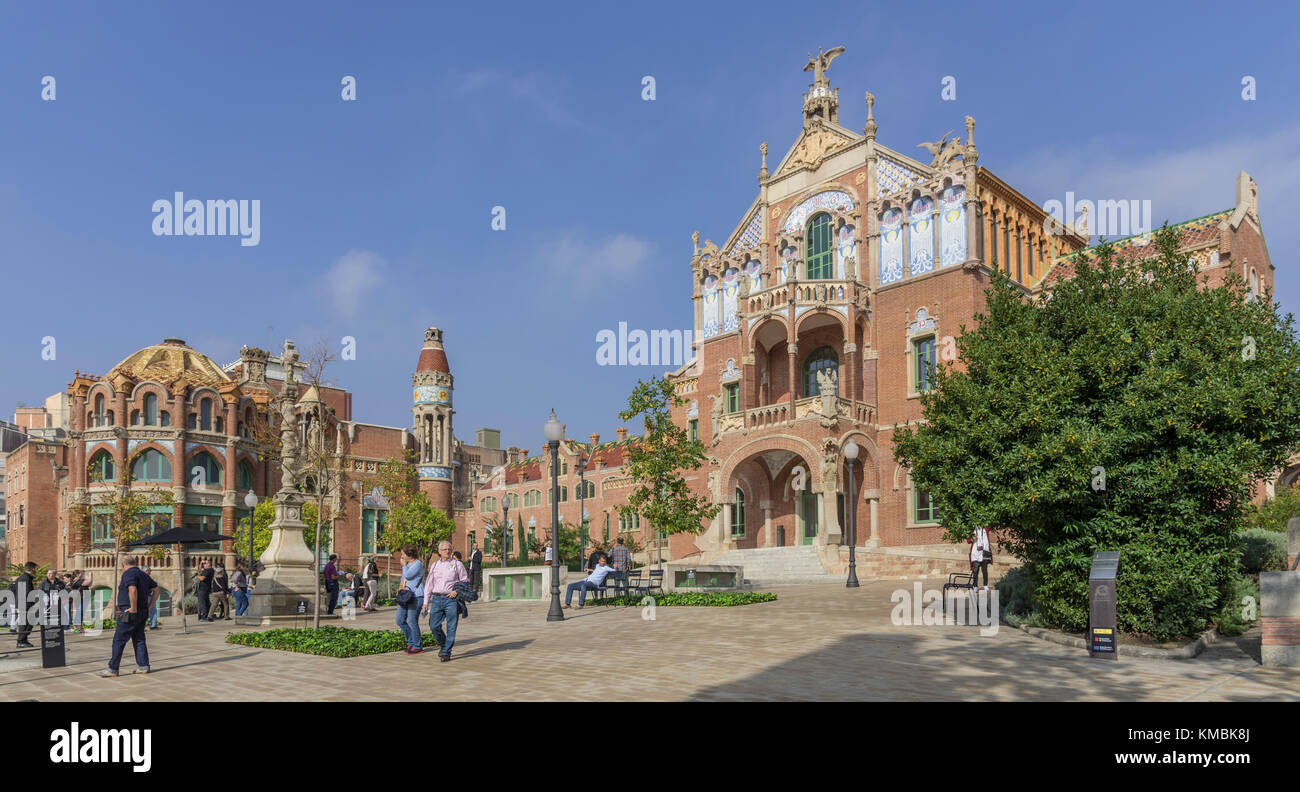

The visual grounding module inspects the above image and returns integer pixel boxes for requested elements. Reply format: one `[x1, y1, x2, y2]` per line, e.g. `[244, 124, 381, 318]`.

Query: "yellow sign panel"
[1093, 628, 1113, 635]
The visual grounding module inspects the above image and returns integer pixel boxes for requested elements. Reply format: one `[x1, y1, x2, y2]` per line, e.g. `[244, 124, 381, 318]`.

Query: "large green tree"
[371, 453, 455, 568]
[893, 225, 1300, 639]
[618, 377, 719, 565]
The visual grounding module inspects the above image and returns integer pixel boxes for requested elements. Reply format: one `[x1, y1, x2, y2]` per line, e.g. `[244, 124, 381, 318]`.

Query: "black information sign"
[1088, 551, 1120, 659]
[40, 622, 66, 669]
[296, 600, 307, 615]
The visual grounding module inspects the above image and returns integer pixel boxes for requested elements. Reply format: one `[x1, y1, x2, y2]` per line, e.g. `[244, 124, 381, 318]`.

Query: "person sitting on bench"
[563, 557, 619, 609]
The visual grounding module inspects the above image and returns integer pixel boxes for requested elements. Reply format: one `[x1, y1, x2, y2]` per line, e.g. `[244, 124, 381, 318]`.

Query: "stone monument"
[241, 340, 331, 625]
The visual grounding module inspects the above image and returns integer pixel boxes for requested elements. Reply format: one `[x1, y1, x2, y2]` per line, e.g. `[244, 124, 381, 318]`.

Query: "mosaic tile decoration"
[783, 190, 855, 232]
[878, 158, 922, 196]
[736, 212, 763, 249]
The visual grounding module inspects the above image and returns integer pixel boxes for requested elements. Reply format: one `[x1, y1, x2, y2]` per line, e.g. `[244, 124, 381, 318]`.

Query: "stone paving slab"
[1, 581, 1297, 702]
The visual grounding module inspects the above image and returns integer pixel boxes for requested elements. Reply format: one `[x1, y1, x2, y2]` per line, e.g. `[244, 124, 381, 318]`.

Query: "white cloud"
[1001, 125, 1300, 239]
[453, 68, 581, 127]
[540, 232, 653, 298]
[322, 249, 386, 319]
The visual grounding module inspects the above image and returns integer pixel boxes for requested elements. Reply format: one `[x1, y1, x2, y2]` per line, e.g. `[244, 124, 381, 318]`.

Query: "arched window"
[131, 449, 171, 482]
[88, 450, 115, 483]
[578, 480, 596, 499]
[161, 410, 171, 427]
[237, 460, 254, 490]
[1249, 268, 1259, 301]
[190, 452, 222, 488]
[479, 496, 498, 514]
[547, 486, 569, 503]
[93, 394, 105, 426]
[199, 398, 212, 431]
[524, 489, 542, 507]
[806, 213, 834, 279]
[507, 492, 519, 509]
[802, 346, 839, 397]
[144, 393, 158, 425]
[131, 410, 141, 426]
[731, 487, 745, 537]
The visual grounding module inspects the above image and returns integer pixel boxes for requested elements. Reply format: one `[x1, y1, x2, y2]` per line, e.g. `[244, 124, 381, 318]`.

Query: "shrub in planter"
[586, 591, 776, 607]
[994, 567, 1037, 619]
[226, 625, 437, 657]
[1215, 574, 1260, 637]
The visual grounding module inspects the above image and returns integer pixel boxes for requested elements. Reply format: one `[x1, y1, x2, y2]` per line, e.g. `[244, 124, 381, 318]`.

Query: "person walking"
[970, 526, 992, 591]
[206, 563, 231, 621]
[608, 537, 631, 574]
[10, 562, 37, 648]
[395, 545, 425, 654]
[101, 555, 158, 677]
[230, 562, 251, 617]
[468, 545, 483, 593]
[195, 560, 214, 621]
[421, 540, 468, 662]
[323, 554, 341, 615]
[362, 557, 379, 611]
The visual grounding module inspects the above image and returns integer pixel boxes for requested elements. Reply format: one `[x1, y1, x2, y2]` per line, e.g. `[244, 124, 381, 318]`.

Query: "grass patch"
[226, 625, 438, 657]
[585, 591, 776, 607]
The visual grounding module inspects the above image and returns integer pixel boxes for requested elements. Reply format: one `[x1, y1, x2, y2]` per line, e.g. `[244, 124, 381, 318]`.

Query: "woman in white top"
[969, 526, 991, 590]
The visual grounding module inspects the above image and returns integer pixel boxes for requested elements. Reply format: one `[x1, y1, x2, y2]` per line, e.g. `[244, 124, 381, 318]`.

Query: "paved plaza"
[1, 581, 1297, 702]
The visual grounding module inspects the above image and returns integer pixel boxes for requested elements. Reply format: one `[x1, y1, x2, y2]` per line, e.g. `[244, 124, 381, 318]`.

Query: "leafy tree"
[893, 226, 1300, 639]
[1243, 482, 1300, 533]
[618, 377, 719, 566]
[70, 464, 174, 566]
[369, 452, 454, 567]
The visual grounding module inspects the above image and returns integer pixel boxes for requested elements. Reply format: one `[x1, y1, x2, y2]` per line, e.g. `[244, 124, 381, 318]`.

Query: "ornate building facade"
[653, 47, 1277, 576]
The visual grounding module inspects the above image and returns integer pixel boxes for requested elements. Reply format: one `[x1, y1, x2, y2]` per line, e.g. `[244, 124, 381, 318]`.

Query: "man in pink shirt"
[421, 540, 469, 662]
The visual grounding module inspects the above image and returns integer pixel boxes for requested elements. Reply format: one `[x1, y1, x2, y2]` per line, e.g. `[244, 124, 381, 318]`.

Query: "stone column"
[761, 500, 773, 547]
[787, 343, 798, 411]
[1261, 518, 1300, 666]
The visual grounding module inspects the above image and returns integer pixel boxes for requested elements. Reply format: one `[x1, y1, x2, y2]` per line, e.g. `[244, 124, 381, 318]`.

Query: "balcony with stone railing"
[745, 279, 861, 314]
[716, 395, 875, 439]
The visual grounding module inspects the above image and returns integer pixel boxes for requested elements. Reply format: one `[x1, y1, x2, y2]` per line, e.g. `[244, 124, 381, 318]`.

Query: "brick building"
[644, 48, 1279, 577]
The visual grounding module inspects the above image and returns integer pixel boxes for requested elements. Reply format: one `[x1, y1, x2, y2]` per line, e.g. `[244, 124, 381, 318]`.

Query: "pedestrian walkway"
[1, 581, 1296, 701]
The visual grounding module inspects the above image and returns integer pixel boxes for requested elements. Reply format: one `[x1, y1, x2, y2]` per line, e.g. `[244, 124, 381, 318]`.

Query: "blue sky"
[2, 1, 1297, 450]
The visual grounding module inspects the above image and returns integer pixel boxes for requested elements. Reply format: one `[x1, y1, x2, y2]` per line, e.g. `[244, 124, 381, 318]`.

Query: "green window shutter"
[806, 214, 834, 279]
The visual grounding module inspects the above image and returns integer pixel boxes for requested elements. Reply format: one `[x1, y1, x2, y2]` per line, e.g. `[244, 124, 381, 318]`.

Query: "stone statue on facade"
[803, 46, 845, 86]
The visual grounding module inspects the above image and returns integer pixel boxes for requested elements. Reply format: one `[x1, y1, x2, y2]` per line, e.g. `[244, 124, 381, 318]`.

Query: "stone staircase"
[716, 545, 839, 587]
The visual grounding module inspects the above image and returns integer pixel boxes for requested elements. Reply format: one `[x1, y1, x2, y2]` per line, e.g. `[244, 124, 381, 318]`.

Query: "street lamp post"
[243, 492, 258, 571]
[501, 500, 510, 570]
[844, 440, 860, 588]
[544, 409, 565, 621]
[578, 451, 587, 569]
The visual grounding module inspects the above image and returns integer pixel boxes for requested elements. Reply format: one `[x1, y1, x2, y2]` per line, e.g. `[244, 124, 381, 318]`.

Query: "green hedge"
[585, 591, 776, 607]
[1241, 528, 1288, 575]
[226, 626, 438, 657]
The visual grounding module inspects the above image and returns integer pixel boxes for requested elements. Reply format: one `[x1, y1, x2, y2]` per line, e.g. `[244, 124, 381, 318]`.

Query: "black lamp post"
[243, 492, 258, 566]
[578, 450, 587, 569]
[844, 439, 860, 588]
[544, 409, 565, 621]
[501, 500, 510, 569]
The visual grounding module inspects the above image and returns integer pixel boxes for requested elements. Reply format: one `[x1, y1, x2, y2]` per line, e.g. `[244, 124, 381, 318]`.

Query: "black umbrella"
[133, 527, 234, 633]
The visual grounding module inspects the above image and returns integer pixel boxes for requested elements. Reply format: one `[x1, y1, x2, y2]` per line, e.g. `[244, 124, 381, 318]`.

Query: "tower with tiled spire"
[412, 327, 454, 515]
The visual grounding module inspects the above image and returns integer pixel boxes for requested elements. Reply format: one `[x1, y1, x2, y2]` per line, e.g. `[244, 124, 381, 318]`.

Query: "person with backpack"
[206, 563, 231, 621]
[970, 526, 992, 591]
[421, 540, 469, 662]
[395, 545, 425, 654]
[362, 557, 380, 611]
